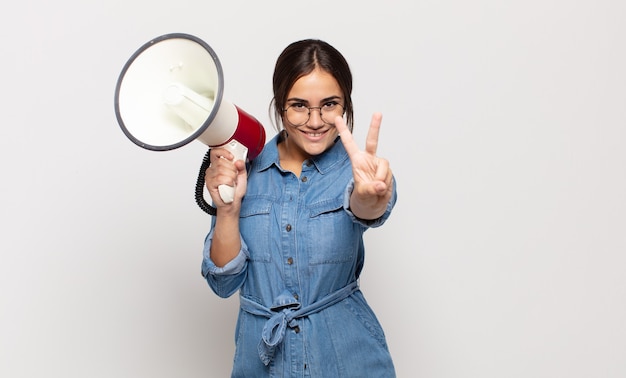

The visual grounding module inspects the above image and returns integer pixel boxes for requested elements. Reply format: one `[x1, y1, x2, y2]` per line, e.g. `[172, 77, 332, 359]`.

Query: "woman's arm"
[203, 147, 248, 267]
[336, 113, 394, 221]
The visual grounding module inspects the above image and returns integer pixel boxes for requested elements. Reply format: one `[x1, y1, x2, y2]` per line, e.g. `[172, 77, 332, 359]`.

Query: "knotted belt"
[239, 281, 359, 365]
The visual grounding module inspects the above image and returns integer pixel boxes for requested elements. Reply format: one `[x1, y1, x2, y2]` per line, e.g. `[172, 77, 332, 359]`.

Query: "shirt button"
[287, 257, 293, 265]
[293, 325, 300, 333]
[293, 293, 299, 300]
[301, 176, 308, 182]
[286, 224, 292, 232]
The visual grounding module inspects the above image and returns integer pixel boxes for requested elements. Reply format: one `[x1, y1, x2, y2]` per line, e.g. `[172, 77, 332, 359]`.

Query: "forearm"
[210, 212, 242, 267]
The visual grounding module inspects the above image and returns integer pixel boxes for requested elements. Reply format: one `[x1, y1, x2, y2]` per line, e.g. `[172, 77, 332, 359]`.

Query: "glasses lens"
[285, 103, 344, 126]
[285, 105, 309, 126]
[320, 103, 343, 124]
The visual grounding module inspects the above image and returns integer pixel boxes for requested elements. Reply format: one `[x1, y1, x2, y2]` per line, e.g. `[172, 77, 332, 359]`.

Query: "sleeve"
[343, 176, 398, 228]
[201, 229, 249, 298]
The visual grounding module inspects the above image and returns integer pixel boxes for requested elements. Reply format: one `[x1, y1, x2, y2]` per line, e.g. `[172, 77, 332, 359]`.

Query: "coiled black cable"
[195, 148, 217, 216]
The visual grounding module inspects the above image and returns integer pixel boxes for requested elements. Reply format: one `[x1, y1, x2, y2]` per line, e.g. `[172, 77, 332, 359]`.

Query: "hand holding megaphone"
[114, 33, 266, 214]
[208, 140, 249, 204]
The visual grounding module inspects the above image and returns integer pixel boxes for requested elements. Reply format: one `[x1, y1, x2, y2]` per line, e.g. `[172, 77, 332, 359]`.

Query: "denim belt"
[239, 281, 359, 365]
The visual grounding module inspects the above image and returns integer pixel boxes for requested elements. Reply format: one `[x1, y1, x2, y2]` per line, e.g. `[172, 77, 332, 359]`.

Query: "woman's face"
[281, 68, 344, 160]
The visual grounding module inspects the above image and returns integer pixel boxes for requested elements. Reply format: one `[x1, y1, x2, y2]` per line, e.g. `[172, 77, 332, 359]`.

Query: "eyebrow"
[286, 95, 342, 104]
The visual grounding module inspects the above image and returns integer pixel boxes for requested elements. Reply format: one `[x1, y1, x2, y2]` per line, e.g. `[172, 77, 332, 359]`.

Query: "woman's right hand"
[204, 147, 248, 214]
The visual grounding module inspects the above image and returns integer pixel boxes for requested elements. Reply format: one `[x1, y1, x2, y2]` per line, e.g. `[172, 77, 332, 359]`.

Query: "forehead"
[288, 69, 341, 101]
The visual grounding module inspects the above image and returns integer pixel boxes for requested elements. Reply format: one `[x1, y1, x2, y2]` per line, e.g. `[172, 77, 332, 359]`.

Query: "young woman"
[202, 39, 397, 377]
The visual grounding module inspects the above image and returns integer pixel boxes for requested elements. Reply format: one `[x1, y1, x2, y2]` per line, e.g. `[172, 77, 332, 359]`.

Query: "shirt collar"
[254, 131, 349, 175]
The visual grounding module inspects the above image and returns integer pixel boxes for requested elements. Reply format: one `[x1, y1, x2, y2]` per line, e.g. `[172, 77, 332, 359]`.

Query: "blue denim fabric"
[202, 134, 397, 377]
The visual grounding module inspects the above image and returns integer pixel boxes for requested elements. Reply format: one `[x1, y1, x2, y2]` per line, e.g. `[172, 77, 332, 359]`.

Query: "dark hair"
[270, 39, 354, 132]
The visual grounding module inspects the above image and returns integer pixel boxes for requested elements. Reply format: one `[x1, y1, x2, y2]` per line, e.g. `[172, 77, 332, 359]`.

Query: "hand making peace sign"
[334, 113, 394, 220]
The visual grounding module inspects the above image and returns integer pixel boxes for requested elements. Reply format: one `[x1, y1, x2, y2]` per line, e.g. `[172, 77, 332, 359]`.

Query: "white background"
[1, 1, 625, 377]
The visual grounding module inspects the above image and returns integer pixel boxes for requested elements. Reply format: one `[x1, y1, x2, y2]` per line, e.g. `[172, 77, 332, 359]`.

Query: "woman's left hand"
[335, 113, 394, 220]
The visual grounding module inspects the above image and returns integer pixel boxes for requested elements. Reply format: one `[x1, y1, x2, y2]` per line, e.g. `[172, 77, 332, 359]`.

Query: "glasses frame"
[282, 103, 345, 127]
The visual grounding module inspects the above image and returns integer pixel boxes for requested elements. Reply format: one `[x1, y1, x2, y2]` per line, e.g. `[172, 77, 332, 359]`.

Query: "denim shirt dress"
[202, 133, 397, 377]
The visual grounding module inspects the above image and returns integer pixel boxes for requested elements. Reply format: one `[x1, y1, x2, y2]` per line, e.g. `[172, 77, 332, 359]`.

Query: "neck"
[278, 133, 307, 176]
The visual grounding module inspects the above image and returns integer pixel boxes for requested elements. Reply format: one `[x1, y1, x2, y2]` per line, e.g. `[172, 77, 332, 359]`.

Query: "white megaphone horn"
[114, 33, 266, 215]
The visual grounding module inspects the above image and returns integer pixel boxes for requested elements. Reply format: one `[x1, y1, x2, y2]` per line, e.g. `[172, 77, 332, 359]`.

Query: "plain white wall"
[1, 0, 625, 377]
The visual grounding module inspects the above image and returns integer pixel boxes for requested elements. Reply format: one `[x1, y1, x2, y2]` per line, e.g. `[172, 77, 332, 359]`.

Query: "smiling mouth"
[301, 129, 328, 138]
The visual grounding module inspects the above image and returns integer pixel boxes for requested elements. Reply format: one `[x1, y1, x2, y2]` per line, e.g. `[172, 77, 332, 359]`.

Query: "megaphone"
[114, 33, 266, 215]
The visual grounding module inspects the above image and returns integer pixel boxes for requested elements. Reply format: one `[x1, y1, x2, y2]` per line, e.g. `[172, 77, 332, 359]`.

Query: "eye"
[322, 101, 339, 110]
[289, 102, 308, 112]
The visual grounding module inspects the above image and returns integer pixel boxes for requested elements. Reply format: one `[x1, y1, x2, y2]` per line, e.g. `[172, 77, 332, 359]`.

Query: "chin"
[305, 142, 333, 157]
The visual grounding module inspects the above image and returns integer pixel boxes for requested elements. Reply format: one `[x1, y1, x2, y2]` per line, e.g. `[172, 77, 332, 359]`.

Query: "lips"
[300, 129, 329, 138]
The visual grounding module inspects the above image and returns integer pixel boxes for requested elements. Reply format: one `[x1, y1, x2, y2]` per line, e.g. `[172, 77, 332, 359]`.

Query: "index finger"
[364, 112, 383, 155]
[334, 115, 360, 157]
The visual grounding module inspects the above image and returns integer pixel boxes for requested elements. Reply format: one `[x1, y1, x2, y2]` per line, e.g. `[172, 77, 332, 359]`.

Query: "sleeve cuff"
[343, 177, 397, 228]
[201, 230, 249, 277]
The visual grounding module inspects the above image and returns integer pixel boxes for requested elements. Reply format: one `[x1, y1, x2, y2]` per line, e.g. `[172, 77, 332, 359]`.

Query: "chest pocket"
[307, 198, 357, 265]
[240, 197, 273, 262]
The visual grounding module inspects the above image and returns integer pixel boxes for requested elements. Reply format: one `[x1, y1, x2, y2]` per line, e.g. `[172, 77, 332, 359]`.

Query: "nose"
[307, 107, 324, 128]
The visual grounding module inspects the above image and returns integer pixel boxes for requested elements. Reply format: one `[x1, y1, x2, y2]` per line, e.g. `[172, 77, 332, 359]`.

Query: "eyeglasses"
[283, 101, 344, 127]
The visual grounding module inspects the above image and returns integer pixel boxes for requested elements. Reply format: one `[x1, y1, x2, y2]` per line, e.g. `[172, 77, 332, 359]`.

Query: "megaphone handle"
[194, 140, 249, 216]
[217, 140, 248, 203]
[218, 184, 235, 203]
